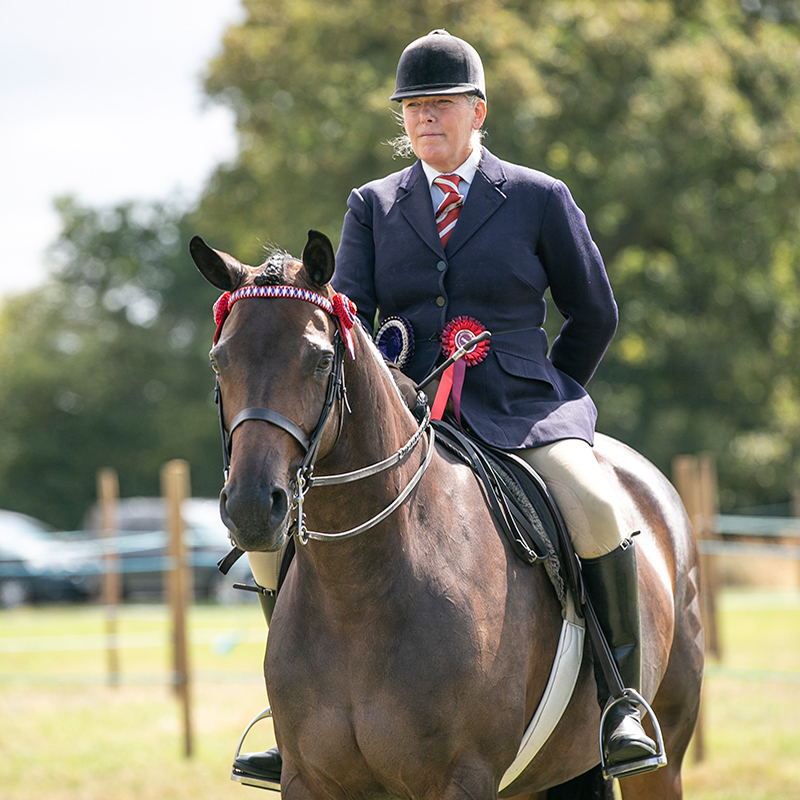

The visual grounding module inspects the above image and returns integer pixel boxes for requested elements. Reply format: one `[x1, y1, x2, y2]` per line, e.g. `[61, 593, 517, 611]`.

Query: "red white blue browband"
[213, 285, 358, 357]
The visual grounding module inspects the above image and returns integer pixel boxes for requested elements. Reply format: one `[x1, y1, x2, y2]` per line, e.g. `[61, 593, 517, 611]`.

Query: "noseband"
[213, 284, 433, 545]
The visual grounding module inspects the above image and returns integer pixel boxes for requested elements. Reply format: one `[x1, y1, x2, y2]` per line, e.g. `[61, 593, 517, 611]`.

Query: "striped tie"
[433, 174, 463, 248]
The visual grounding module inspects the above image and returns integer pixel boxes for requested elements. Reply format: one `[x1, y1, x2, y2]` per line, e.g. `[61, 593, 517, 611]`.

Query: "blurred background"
[1, 1, 799, 798]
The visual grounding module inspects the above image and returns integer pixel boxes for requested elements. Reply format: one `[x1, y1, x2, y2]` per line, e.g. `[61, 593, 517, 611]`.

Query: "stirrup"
[231, 707, 280, 792]
[599, 689, 667, 781]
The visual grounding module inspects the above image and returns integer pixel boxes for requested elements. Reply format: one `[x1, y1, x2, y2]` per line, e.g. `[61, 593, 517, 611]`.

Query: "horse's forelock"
[253, 249, 292, 286]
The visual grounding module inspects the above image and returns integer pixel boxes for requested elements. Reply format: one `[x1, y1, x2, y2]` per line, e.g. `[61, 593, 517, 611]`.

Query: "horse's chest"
[271, 603, 526, 789]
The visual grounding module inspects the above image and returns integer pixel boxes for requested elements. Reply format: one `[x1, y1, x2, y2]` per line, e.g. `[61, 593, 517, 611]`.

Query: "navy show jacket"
[332, 148, 618, 450]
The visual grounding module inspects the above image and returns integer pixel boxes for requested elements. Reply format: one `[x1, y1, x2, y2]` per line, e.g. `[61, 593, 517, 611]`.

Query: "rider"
[233, 29, 660, 789]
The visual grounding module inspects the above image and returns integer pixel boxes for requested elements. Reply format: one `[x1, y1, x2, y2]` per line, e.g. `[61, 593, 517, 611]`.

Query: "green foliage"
[0, 198, 224, 528]
[197, 0, 800, 508]
[2, 0, 799, 525]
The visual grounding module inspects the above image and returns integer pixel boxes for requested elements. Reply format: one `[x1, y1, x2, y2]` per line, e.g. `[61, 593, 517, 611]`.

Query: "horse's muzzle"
[219, 482, 291, 552]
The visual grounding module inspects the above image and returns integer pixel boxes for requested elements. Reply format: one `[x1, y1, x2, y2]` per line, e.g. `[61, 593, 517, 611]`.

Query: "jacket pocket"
[493, 346, 556, 388]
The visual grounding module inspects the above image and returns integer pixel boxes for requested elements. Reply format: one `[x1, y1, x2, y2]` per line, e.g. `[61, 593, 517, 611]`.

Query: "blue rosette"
[374, 316, 415, 370]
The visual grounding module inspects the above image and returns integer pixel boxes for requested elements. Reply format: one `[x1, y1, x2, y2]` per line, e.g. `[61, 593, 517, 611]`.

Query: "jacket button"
[436, 296, 446, 307]
[437, 260, 447, 272]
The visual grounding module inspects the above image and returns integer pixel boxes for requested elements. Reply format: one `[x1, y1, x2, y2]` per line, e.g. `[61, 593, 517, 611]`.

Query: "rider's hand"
[385, 361, 428, 422]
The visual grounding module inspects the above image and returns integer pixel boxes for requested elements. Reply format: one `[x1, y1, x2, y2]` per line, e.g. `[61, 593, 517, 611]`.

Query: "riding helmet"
[390, 30, 486, 102]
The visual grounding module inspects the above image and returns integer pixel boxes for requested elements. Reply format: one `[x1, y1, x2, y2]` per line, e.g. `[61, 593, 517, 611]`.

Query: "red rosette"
[212, 292, 232, 344]
[440, 316, 489, 366]
[331, 293, 358, 358]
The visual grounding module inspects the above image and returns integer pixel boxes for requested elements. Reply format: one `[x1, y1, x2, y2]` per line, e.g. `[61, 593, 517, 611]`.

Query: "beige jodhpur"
[518, 438, 626, 559]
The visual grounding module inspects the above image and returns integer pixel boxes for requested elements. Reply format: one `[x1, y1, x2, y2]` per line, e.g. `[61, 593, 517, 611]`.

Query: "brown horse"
[190, 230, 704, 800]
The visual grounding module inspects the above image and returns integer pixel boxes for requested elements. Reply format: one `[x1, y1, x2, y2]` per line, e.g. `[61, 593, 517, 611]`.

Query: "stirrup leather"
[599, 689, 667, 780]
[231, 707, 280, 791]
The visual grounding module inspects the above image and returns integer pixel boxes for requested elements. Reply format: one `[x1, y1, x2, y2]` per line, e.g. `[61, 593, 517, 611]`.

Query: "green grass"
[681, 589, 800, 800]
[0, 589, 798, 799]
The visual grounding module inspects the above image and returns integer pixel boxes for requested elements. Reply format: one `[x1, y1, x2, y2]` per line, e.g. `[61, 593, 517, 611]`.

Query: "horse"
[190, 229, 704, 800]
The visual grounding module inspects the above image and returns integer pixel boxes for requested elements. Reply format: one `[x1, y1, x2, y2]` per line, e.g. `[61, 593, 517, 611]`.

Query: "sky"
[0, 0, 244, 300]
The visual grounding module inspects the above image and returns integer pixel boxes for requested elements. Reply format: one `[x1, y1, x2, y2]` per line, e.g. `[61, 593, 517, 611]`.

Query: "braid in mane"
[254, 249, 291, 286]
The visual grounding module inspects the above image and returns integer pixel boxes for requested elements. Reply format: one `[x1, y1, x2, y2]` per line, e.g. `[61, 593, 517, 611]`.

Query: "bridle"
[213, 284, 434, 545]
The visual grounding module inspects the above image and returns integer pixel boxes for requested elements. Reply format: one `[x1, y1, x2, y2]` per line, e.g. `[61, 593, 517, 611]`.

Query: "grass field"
[1, 588, 798, 799]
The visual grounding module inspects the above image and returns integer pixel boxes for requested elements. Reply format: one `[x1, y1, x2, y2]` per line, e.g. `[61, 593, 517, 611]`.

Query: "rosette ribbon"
[431, 316, 490, 425]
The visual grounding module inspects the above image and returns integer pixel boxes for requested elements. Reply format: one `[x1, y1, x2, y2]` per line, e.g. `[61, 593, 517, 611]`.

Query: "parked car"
[0, 510, 100, 608]
[82, 497, 253, 602]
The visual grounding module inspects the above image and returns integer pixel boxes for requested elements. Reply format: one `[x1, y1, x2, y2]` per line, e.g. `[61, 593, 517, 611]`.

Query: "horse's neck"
[324, 329, 417, 477]
[299, 331, 425, 596]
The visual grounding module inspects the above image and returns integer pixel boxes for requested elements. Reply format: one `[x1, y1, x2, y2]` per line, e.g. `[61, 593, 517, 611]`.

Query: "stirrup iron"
[599, 689, 667, 780]
[231, 707, 280, 791]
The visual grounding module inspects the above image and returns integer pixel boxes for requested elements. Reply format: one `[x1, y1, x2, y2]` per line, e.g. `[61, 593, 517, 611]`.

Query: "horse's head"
[190, 230, 348, 552]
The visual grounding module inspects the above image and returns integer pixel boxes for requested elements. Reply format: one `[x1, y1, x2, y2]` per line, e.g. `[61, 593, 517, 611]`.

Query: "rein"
[213, 284, 433, 546]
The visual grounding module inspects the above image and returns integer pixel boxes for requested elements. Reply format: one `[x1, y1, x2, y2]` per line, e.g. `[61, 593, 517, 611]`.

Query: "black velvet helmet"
[390, 30, 486, 102]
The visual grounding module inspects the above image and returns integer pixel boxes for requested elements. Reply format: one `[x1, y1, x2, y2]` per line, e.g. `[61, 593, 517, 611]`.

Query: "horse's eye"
[209, 355, 220, 374]
[316, 353, 334, 375]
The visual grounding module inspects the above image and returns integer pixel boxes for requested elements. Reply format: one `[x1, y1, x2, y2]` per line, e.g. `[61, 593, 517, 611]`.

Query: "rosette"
[439, 316, 490, 365]
[375, 316, 415, 370]
[432, 316, 490, 425]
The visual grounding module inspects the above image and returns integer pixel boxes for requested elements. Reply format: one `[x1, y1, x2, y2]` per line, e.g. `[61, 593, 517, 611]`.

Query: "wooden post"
[97, 468, 121, 686]
[672, 454, 721, 659]
[791, 484, 800, 589]
[672, 453, 722, 764]
[161, 459, 193, 758]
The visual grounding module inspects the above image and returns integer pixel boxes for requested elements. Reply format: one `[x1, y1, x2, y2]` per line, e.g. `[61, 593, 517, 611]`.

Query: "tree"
[197, 0, 800, 508]
[2, 0, 798, 524]
[0, 197, 224, 528]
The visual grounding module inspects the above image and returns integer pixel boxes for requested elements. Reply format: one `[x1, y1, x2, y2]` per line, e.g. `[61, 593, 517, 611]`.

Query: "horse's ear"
[301, 230, 335, 288]
[189, 236, 248, 292]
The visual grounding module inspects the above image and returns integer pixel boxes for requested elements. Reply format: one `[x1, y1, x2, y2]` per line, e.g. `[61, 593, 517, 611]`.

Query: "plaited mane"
[253, 250, 291, 286]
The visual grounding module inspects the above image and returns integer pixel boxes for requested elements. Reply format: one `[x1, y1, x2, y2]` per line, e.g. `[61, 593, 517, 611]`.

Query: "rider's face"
[402, 94, 486, 173]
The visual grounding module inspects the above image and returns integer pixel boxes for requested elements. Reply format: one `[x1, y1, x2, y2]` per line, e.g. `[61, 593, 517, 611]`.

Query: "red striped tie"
[433, 174, 463, 248]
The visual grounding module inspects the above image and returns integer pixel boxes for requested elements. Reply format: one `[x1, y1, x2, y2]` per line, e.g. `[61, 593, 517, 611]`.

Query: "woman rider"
[234, 29, 661, 789]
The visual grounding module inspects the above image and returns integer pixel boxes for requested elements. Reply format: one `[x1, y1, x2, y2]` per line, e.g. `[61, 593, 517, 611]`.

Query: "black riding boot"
[582, 538, 660, 777]
[231, 589, 283, 791]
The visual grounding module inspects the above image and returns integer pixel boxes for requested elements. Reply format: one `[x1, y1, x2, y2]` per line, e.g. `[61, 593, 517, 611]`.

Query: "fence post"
[672, 453, 722, 764]
[97, 468, 121, 686]
[161, 459, 193, 758]
[697, 452, 722, 660]
[672, 454, 721, 659]
[791, 484, 800, 588]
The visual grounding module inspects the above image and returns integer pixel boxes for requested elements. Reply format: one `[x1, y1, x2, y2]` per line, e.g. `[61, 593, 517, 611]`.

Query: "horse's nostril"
[269, 487, 289, 527]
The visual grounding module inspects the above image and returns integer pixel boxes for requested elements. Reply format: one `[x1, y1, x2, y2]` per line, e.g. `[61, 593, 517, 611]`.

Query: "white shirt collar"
[421, 145, 482, 188]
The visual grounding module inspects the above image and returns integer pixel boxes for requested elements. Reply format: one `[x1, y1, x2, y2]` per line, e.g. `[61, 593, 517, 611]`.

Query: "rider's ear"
[302, 230, 335, 287]
[189, 236, 249, 291]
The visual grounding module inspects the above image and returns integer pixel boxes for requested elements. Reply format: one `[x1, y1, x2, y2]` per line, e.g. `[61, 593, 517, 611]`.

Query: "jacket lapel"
[445, 149, 507, 257]
[396, 162, 443, 256]
[396, 150, 508, 257]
